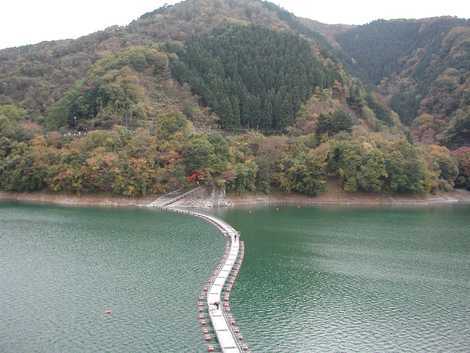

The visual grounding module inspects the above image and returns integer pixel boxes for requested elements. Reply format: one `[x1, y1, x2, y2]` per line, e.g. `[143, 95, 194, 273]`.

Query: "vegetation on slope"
[0, 0, 395, 134]
[0, 102, 463, 197]
[46, 47, 216, 131]
[453, 147, 470, 190]
[1, 0, 469, 199]
[0, 0, 337, 120]
[337, 17, 470, 147]
[171, 25, 338, 131]
[47, 47, 166, 129]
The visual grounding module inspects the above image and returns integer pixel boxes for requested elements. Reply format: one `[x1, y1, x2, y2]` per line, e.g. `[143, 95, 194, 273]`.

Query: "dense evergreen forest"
[0, 0, 470, 198]
[172, 26, 338, 131]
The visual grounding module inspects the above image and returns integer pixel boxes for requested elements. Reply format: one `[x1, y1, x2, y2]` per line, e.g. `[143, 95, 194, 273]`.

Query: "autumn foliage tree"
[452, 147, 470, 190]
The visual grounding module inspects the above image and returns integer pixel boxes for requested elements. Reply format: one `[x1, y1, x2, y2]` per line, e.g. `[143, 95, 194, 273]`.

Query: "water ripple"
[219, 206, 470, 353]
[0, 203, 222, 353]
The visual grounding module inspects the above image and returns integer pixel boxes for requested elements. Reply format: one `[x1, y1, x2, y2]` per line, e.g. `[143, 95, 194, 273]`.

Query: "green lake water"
[215, 205, 470, 352]
[1, 202, 470, 352]
[0, 203, 222, 353]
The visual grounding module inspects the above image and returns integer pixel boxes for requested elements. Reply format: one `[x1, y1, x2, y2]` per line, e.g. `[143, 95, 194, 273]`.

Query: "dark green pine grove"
[171, 25, 338, 131]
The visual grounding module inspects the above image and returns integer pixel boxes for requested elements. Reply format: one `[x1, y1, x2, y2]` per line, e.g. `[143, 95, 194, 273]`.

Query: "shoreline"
[224, 190, 470, 208]
[1, 189, 470, 209]
[0, 192, 155, 208]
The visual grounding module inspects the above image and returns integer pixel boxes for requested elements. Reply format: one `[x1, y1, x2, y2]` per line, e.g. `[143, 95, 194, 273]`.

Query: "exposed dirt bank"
[0, 192, 154, 208]
[1, 189, 470, 210]
[225, 189, 470, 208]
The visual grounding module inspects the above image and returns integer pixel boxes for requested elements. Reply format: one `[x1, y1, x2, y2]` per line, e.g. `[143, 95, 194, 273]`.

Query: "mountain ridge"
[336, 16, 470, 147]
[1, 0, 470, 197]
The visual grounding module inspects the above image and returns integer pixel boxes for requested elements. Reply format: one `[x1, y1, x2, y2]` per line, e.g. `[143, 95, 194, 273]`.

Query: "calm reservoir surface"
[0, 203, 222, 353]
[215, 205, 470, 352]
[2, 203, 470, 353]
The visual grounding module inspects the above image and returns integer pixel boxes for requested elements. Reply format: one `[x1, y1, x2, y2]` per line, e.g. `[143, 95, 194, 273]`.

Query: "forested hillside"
[337, 17, 470, 148]
[0, 0, 335, 119]
[1, 0, 469, 198]
[46, 47, 216, 130]
[171, 25, 338, 131]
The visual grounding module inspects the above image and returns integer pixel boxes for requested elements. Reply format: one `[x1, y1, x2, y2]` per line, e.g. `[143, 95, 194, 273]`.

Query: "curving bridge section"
[149, 201, 250, 353]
